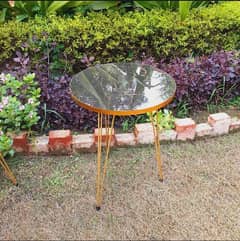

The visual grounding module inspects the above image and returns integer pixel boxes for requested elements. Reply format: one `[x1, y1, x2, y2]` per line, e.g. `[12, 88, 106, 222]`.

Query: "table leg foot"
[96, 206, 101, 211]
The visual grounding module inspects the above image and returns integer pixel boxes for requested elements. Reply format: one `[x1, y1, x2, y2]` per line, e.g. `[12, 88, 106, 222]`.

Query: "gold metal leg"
[0, 152, 17, 185]
[96, 113, 115, 210]
[150, 112, 163, 182]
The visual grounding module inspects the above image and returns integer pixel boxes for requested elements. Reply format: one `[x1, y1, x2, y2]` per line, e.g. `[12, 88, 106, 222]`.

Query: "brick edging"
[13, 112, 240, 155]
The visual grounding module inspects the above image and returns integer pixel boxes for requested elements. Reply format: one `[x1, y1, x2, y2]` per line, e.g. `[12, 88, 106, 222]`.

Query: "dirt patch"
[1, 133, 240, 239]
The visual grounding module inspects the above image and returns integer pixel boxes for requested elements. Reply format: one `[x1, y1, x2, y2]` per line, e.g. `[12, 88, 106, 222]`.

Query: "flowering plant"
[0, 73, 40, 156]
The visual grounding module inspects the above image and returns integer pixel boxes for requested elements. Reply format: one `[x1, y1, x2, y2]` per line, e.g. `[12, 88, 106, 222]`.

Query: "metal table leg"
[0, 152, 17, 185]
[96, 112, 115, 210]
[150, 111, 164, 182]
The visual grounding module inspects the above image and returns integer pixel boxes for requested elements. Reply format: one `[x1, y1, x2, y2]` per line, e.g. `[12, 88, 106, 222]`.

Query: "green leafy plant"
[228, 96, 240, 109]
[0, 1, 239, 64]
[206, 76, 239, 113]
[121, 114, 148, 132]
[0, 0, 90, 22]
[0, 131, 14, 157]
[0, 0, 223, 22]
[147, 109, 175, 130]
[0, 73, 40, 157]
[175, 101, 190, 118]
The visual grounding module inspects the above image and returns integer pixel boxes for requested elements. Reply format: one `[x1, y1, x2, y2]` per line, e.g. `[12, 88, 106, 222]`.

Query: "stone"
[28, 136, 49, 154]
[175, 118, 196, 140]
[48, 130, 72, 154]
[229, 117, 240, 131]
[115, 133, 136, 146]
[160, 129, 177, 141]
[208, 112, 231, 135]
[134, 123, 154, 144]
[72, 134, 96, 152]
[196, 123, 213, 137]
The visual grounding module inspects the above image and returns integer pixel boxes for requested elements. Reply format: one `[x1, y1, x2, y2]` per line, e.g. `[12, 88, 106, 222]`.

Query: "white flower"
[28, 98, 34, 104]
[19, 105, 25, 111]
[0, 130, 3, 136]
[29, 112, 34, 118]
[2, 97, 9, 106]
[0, 73, 6, 83]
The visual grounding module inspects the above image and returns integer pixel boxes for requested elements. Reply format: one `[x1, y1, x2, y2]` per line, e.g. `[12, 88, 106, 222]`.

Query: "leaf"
[88, 1, 118, 10]
[0, 8, 7, 23]
[179, 1, 192, 20]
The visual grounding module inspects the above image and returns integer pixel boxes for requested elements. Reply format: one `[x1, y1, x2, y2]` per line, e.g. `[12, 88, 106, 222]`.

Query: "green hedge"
[0, 2, 240, 66]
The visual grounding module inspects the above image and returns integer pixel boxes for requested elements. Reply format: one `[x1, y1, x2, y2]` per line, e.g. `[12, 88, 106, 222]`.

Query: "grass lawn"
[0, 132, 240, 240]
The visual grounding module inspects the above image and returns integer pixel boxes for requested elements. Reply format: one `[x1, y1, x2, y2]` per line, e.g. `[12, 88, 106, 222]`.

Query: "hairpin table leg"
[0, 152, 17, 185]
[96, 113, 115, 210]
[150, 112, 163, 182]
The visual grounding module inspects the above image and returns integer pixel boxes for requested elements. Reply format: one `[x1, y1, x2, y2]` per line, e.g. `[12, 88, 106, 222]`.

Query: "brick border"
[13, 112, 240, 155]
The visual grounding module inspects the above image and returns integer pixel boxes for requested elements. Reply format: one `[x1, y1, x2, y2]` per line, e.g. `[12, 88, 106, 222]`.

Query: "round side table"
[70, 62, 176, 210]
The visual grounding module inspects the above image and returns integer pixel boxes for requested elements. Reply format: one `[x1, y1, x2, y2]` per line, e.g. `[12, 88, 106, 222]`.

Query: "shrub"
[0, 2, 239, 66]
[0, 73, 41, 133]
[157, 51, 240, 114]
[0, 73, 40, 156]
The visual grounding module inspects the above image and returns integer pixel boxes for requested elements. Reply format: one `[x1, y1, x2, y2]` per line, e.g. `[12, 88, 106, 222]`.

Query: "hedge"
[0, 1, 240, 68]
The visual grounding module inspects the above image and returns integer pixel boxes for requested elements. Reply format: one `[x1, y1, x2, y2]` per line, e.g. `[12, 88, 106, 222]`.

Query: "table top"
[70, 62, 176, 116]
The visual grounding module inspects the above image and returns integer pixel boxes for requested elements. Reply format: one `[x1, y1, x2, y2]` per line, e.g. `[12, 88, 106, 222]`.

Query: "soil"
[0, 132, 240, 239]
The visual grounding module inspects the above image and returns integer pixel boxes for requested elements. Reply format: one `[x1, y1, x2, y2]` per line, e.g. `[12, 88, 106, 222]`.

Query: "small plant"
[147, 109, 175, 130]
[0, 73, 41, 157]
[228, 96, 240, 109]
[121, 114, 148, 132]
[175, 101, 190, 118]
[0, 131, 14, 157]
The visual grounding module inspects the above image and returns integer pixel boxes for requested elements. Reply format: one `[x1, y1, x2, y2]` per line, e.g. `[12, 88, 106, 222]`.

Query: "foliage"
[0, 1, 90, 22]
[0, 73, 41, 157]
[0, 73, 40, 133]
[228, 96, 240, 109]
[156, 51, 240, 115]
[0, 131, 14, 157]
[0, 2, 239, 64]
[0, 0, 222, 22]
[121, 115, 148, 132]
[147, 109, 175, 130]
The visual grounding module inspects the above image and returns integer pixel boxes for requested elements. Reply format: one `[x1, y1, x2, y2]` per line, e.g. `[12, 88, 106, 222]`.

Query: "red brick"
[13, 132, 28, 152]
[208, 112, 231, 135]
[160, 129, 177, 141]
[230, 118, 240, 131]
[175, 118, 196, 140]
[28, 136, 49, 154]
[134, 123, 154, 144]
[49, 130, 72, 154]
[115, 133, 136, 146]
[72, 134, 96, 152]
[94, 128, 116, 146]
[196, 123, 213, 137]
